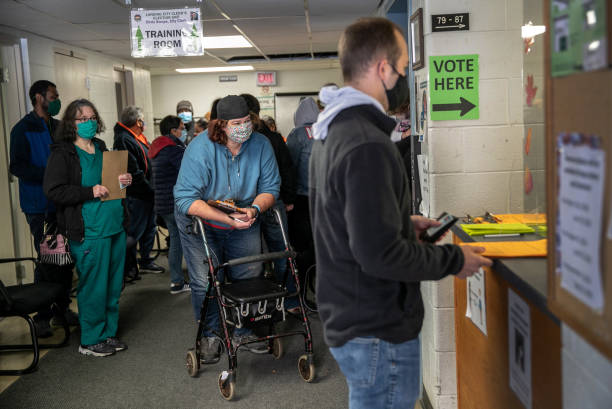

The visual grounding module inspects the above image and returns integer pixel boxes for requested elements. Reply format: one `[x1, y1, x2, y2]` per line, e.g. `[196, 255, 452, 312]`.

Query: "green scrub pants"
[71, 231, 126, 346]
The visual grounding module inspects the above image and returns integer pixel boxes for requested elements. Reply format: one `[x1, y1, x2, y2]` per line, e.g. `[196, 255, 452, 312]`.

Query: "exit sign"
[256, 71, 276, 86]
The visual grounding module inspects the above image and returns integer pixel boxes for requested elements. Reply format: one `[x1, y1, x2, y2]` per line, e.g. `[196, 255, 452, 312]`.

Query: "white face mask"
[227, 121, 253, 144]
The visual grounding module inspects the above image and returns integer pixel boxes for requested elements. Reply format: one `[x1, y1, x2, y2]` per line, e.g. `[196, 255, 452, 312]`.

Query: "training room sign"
[429, 54, 479, 120]
[130, 8, 204, 58]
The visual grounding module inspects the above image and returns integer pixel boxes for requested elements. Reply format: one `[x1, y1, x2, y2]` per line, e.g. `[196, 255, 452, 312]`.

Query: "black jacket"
[112, 123, 153, 200]
[148, 134, 185, 215]
[43, 139, 128, 242]
[309, 104, 464, 347]
[257, 123, 297, 205]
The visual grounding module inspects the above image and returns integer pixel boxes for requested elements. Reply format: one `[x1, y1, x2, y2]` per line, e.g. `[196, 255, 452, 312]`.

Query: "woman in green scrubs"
[44, 99, 132, 357]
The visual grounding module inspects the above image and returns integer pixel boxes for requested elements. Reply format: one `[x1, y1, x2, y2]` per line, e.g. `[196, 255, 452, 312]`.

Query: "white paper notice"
[558, 142, 605, 310]
[417, 154, 430, 217]
[508, 289, 532, 409]
[466, 268, 487, 335]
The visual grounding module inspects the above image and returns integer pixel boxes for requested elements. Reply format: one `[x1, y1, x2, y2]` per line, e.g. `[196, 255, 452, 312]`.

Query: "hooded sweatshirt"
[174, 130, 280, 229]
[313, 85, 384, 141]
[308, 89, 464, 348]
[286, 97, 320, 196]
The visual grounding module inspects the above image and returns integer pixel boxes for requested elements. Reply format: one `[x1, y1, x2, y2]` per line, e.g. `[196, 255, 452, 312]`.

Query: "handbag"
[39, 220, 73, 266]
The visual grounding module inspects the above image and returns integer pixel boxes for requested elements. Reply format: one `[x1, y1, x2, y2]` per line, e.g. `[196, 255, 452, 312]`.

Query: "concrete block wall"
[416, 1, 525, 408]
[562, 324, 612, 409]
[424, 0, 525, 219]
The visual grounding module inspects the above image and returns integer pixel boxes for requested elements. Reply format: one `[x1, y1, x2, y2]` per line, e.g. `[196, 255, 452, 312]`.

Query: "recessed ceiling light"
[203, 35, 251, 49]
[176, 65, 255, 73]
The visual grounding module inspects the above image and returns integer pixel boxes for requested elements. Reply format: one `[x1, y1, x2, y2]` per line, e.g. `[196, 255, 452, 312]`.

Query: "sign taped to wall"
[429, 54, 479, 120]
[130, 8, 204, 58]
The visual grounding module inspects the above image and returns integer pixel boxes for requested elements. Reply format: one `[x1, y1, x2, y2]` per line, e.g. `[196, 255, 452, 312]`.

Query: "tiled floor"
[0, 299, 79, 394]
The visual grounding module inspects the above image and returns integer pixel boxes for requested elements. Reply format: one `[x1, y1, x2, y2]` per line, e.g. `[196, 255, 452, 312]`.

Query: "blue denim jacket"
[174, 130, 280, 226]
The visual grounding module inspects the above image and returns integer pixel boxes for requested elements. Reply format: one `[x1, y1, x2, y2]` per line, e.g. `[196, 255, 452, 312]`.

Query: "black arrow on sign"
[432, 97, 476, 117]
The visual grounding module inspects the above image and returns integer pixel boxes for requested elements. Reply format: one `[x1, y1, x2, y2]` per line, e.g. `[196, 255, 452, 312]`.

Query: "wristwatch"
[251, 204, 261, 218]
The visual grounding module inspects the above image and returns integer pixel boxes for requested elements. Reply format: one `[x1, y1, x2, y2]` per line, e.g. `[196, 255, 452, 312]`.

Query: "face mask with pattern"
[227, 121, 253, 144]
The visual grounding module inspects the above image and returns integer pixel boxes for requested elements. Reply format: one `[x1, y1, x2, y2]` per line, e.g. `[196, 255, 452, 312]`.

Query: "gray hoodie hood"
[293, 97, 320, 127]
[312, 86, 385, 141]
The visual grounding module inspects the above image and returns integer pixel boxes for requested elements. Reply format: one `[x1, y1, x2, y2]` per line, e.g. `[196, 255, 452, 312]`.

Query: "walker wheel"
[218, 372, 236, 400]
[298, 354, 315, 382]
[186, 349, 199, 377]
[271, 337, 284, 359]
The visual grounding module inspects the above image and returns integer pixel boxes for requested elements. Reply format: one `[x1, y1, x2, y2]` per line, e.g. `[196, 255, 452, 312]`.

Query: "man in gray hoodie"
[309, 17, 492, 409]
[286, 97, 319, 267]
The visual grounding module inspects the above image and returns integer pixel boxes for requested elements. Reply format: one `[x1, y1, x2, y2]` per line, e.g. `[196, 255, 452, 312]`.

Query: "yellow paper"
[461, 223, 535, 236]
[461, 239, 547, 258]
[494, 213, 547, 224]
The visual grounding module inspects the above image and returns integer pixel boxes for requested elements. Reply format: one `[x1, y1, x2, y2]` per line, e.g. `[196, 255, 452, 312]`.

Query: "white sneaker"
[170, 283, 191, 294]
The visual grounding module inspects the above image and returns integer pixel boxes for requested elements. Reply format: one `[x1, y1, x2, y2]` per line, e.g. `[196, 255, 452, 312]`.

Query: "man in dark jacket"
[113, 106, 164, 280]
[9, 79, 78, 337]
[309, 18, 492, 409]
[240, 93, 299, 310]
[148, 115, 189, 294]
[286, 97, 319, 288]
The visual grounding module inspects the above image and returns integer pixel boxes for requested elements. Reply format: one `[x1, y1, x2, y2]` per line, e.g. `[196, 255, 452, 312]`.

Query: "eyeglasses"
[75, 116, 97, 123]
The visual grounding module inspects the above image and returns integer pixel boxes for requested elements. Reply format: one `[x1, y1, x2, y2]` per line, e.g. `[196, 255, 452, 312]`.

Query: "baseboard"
[420, 386, 434, 409]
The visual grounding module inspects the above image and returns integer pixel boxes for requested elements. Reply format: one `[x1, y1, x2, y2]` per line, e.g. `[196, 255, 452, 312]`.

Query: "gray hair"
[120, 105, 144, 127]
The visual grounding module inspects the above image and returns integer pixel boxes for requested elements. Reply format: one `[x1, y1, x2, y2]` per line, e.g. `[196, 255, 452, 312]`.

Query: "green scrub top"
[76, 144, 124, 239]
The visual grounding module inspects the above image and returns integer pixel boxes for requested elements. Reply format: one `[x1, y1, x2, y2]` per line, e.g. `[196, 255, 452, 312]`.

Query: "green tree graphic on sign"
[136, 26, 144, 51]
[191, 24, 198, 37]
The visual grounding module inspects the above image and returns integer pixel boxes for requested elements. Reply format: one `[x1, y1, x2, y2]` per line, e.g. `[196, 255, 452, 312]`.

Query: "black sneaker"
[200, 336, 222, 362]
[124, 268, 142, 283]
[79, 342, 116, 357]
[33, 317, 53, 338]
[170, 283, 191, 294]
[106, 337, 128, 352]
[232, 333, 268, 354]
[139, 262, 165, 274]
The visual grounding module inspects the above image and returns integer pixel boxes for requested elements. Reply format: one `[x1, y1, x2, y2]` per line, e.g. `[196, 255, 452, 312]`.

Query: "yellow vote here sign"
[429, 54, 479, 120]
[130, 8, 204, 58]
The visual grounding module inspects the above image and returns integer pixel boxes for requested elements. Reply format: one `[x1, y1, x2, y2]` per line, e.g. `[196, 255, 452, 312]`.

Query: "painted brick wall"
[417, 1, 525, 408]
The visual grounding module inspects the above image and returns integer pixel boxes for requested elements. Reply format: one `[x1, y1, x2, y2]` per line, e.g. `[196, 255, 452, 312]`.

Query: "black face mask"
[382, 65, 409, 112]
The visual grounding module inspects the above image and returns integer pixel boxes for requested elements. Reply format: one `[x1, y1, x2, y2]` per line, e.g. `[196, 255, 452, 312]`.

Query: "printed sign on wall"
[429, 54, 479, 120]
[508, 289, 532, 409]
[130, 8, 204, 58]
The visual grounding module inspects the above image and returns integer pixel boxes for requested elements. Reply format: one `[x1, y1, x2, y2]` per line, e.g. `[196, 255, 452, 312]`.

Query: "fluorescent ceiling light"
[588, 40, 601, 51]
[203, 35, 251, 49]
[176, 65, 254, 73]
[521, 23, 546, 39]
[586, 10, 597, 26]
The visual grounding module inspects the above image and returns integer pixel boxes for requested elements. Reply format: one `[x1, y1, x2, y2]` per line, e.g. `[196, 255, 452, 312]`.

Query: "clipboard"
[101, 150, 128, 201]
[206, 200, 248, 214]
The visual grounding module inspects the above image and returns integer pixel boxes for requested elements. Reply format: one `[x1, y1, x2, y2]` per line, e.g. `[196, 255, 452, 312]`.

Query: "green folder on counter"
[461, 223, 535, 236]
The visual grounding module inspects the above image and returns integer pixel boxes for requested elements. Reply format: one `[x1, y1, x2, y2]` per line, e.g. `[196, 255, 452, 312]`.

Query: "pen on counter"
[483, 233, 520, 238]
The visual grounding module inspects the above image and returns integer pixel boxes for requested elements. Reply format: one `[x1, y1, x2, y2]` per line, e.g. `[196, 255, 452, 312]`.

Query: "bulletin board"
[545, 2, 612, 360]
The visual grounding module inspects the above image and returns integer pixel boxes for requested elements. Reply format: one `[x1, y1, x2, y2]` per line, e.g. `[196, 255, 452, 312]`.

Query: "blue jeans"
[260, 201, 298, 309]
[160, 213, 185, 286]
[330, 337, 421, 409]
[175, 208, 262, 337]
[126, 197, 157, 266]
